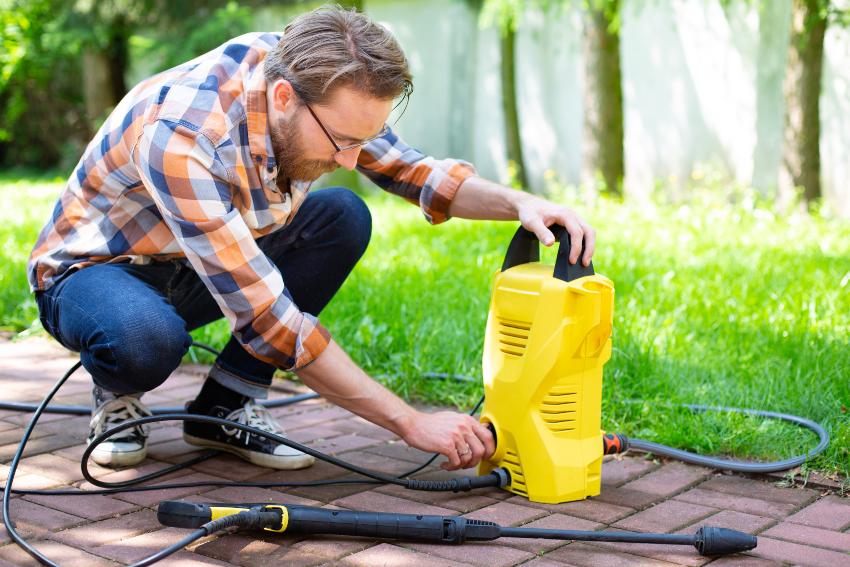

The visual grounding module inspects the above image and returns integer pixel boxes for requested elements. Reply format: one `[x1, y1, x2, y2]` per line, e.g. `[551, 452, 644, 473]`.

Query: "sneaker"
[87, 390, 151, 468]
[183, 400, 315, 470]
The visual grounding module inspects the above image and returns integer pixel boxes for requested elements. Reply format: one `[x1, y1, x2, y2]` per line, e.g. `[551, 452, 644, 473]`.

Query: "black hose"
[627, 404, 830, 473]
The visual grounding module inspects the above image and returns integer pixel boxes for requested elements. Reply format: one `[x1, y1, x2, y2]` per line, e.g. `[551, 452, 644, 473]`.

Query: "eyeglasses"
[303, 101, 389, 153]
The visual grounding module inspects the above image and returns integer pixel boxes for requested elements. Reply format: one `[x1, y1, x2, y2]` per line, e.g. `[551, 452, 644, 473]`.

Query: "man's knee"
[81, 310, 192, 394]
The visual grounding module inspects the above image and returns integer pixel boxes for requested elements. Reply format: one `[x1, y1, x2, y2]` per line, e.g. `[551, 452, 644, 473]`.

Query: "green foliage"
[135, 1, 255, 73]
[0, 0, 88, 167]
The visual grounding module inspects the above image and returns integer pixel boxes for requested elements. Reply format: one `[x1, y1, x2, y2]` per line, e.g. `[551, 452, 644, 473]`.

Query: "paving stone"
[329, 417, 400, 441]
[363, 440, 434, 464]
[509, 495, 635, 524]
[463, 500, 547, 526]
[333, 449, 421, 477]
[751, 536, 850, 567]
[112, 472, 226, 507]
[601, 457, 659, 487]
[288, 535, 375, 561]
[200, 486, 321, 507]
[310, 433, 385, 456]
[377, 482, 499, 513]
[15, 453, 88, 485]
[673, 488, 798, 519]
[342, 542, 470, 566]
[23, 488, 137, 520]
[619, 463, 712, 497]
[706, 557, 782, 567]
[285, 480, 378, 504]
[160, 550, 237, 565]
[678, 509, 775, 535]
[761, 521, 850, 552]
[784, 495, 850, 530]
[285, 424, 346, 444]
[0, 539, 119, 567]
[586, 528, 712, 567]
[49, 509, 161, 549]
[0, 434, 78, 461]
[593, 486, 664, 510]
[188, 453, 274, 481]
[2, 499, 85, 531]
[332, 490, 456, 516]
[518, 558, 579, 567]
[404, 540, 535, 566]
[697, 474, 819, 506]
[496, 512, 602, 553]
[613, 499, 716, 533]
[3, 472, 65, 490]
[95, 527, 201, 563]
[545, 541, 682, 566]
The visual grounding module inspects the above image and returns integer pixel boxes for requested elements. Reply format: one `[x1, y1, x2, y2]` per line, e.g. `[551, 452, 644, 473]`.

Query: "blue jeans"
[35, 187, 372, 399]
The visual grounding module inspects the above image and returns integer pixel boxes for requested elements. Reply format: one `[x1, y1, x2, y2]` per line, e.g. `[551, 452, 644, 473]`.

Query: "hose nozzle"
[693, 527, 757, 556]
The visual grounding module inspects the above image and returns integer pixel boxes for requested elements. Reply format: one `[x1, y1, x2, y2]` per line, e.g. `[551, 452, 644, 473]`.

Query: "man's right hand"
[400, 410, 495, 471]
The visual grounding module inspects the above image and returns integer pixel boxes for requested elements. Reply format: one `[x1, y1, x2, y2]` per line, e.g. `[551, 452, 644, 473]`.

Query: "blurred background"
[1, 0, 849, 215]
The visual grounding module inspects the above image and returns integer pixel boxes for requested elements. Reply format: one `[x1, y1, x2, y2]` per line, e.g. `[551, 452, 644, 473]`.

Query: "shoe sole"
[182, 433, 315, 470]
[89, 445, 147, 468]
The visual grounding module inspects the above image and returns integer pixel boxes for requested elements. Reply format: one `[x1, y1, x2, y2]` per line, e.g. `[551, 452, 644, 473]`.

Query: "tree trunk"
[82, 49, 118, 134]
[581, 0, 624, 196]
[500, 23, 530, 190]
[781, 0, 826, 207]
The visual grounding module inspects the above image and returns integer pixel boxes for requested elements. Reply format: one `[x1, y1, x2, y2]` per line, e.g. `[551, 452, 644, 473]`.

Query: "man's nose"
[334, 147, 361, 171]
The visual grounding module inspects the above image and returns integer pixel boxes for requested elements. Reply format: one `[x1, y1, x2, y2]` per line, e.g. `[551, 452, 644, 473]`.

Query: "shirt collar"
[245, 60, 276, 171]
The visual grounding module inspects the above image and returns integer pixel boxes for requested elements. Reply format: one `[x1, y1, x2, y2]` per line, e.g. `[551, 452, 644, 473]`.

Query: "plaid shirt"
[29, 32, 476, 370]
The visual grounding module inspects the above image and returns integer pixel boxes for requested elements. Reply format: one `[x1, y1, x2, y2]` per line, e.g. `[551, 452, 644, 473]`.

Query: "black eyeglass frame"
[302, 101, 390, 153]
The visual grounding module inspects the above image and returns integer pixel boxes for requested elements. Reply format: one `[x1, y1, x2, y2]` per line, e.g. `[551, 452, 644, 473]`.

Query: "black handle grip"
[285, 505, 500, 544]
[501, 225, 594, 282]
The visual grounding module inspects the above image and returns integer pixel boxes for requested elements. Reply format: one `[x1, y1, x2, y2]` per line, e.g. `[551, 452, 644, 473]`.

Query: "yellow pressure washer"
[478, 225, 614, 503]
[5, 224, 831, 566]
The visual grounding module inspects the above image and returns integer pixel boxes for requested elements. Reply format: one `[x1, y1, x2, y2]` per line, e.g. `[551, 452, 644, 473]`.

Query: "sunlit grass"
[3, 174, 848, 476]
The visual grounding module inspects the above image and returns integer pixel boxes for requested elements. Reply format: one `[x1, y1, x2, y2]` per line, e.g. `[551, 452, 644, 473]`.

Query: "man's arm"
[449, 175, 596, 267]
[296, 341, 494, 471]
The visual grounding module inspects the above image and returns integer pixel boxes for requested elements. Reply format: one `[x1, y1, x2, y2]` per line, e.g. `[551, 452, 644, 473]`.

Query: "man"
[28, 5, 595, 472]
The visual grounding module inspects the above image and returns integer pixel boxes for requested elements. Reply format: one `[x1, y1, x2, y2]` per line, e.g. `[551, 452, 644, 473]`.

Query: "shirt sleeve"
[132, 119, 330, 370]
[356, 127, 477, 224]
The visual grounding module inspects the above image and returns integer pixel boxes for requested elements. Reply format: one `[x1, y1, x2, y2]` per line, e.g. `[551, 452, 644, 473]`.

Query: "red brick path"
[1, 338, 848, 566]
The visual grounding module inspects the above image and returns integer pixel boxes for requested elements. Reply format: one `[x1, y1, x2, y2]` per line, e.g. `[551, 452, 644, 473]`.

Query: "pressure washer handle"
[158, 501, 501, 544]
[501, 224, 594, 282]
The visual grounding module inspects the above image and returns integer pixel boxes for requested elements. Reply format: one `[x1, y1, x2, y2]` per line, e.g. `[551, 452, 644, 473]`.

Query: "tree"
[580, 0, 624, 196]
[781, 0, 827, 207]
[482, 0, 531, 190]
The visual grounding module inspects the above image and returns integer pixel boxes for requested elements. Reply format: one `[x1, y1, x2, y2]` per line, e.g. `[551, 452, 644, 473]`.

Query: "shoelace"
[90, 397, 152, 439]
[222, 402, 283, 445]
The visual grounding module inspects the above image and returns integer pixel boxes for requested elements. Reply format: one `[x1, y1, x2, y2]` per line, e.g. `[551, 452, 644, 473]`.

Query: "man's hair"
[265, 4, 413, 105]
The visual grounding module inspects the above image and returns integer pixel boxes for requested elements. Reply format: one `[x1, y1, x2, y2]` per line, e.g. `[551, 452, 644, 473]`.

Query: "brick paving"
[0, 337, 848, 566]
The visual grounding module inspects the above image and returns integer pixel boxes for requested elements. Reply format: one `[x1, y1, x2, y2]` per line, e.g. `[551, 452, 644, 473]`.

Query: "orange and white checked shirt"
[29, 32, 476, 370]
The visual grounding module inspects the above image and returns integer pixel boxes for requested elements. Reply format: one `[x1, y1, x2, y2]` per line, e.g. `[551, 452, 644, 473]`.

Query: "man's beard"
[271, 113, 338, 182]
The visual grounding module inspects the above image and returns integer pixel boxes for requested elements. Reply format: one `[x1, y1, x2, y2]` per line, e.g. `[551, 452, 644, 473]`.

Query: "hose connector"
[405, 469, 510, 492]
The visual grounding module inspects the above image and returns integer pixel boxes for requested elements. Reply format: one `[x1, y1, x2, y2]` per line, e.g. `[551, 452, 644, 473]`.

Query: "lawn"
[2, 170, 848, 478]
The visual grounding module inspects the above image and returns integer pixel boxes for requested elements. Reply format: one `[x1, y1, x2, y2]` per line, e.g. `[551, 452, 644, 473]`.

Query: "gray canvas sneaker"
[87, 387, 151, 467]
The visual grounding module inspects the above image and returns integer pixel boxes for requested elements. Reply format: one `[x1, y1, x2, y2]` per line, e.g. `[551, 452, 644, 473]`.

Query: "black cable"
[627, 404, 830, 473]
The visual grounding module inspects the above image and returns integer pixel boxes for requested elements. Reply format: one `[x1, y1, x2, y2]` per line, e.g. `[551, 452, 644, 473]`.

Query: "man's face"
[269, 83, 393, 182]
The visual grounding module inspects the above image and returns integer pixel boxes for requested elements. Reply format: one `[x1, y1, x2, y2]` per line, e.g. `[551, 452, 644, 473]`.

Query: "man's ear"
[270, 79, 297, 112]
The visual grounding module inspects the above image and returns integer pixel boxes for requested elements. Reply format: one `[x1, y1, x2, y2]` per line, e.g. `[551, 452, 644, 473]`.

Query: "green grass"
[3, 173, 849, 478]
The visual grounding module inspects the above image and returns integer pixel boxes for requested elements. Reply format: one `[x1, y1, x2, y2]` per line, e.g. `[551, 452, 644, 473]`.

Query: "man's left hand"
[516, 197, 596, 267]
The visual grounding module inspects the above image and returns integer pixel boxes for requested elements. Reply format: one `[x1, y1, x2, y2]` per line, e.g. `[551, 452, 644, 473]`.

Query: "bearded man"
[29, 5, 595, 471]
